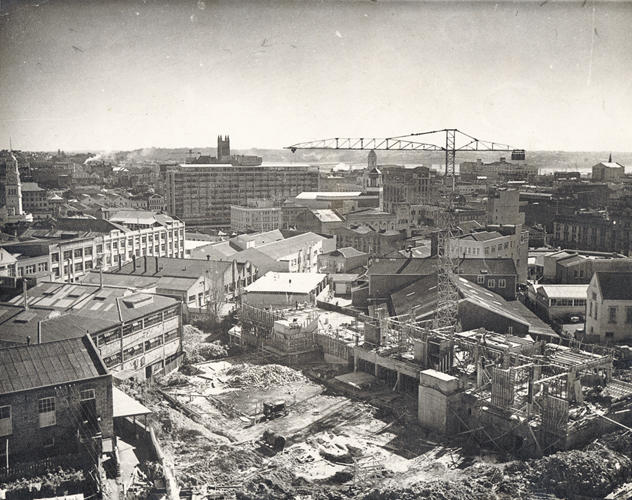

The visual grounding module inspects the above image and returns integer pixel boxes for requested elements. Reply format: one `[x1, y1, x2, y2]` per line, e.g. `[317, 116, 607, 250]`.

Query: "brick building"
[0, 336, 112, 475]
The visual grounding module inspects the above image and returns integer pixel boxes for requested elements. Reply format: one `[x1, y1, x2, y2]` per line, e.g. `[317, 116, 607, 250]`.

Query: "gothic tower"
[217, 135, 230, 161]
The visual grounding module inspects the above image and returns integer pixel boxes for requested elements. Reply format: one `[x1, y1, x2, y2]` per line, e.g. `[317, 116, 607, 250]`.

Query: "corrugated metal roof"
[0, 336, 106, 395]
[536, 284, 589, 299]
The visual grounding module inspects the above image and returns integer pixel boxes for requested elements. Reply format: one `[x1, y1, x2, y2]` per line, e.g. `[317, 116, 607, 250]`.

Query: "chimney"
[38, 321, 42, 343]
[155, 255, 159, 273]
[99, 265, 103, 289]
[118, 256, 122, 271]
[144, 255, 147, 273]
[23, 280, 28, 310]
[133, 254, 136, 270]
[26, 336, 31, 346]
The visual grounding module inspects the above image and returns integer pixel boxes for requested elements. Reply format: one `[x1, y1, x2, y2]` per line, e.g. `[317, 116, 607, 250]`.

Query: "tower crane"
[287, 128, 524, 177]
[287, 128, 525, 333]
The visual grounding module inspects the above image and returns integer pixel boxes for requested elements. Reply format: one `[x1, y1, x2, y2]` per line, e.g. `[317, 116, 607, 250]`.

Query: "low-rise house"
[0, 336, 113, 475]
[585, 272, 632, 343]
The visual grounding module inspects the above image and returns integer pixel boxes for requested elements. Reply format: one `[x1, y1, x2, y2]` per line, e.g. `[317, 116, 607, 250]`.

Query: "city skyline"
[1, 0, 631, 153]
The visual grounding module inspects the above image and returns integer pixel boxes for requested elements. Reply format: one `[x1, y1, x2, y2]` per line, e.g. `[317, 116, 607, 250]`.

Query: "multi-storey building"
[21, 182, 51, 219]
[381, 166, 431, 213]
[0, 282, 183, 379]
[592, 161, 625, 182]
[459, 157, 538, 181]
[231, 200, 285, 233]
[487, 188, 525, 226]
[446, 224, 529, 283]
[0, 211, 185, 283]
[553, 209, 632, 256]
[164, 163, 319, 226]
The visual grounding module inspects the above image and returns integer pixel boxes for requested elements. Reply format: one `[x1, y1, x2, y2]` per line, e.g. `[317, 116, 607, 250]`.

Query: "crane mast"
[287, 128, 524, 336]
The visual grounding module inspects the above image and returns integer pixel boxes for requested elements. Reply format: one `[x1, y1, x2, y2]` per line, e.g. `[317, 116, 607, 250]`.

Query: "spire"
[609, 152, 612, 163]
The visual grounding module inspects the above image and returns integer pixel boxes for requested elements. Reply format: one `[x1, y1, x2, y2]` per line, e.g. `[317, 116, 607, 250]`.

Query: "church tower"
[217, 135, 230, 162]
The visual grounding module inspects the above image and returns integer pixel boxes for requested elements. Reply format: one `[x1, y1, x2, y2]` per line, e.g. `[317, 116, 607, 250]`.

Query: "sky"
[1, 0, 631, 153]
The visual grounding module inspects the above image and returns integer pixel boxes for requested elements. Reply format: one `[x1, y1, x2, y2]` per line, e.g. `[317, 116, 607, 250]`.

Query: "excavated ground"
[121, 356, 632, 500]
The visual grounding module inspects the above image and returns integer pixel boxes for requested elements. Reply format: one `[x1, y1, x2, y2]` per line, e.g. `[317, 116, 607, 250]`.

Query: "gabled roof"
[256, 232, 327, 260]
[595, 272, 632, 301]
[0, 336, 107, 395]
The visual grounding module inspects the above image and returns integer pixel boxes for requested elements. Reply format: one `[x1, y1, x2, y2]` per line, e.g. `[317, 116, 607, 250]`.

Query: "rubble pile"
[504, 444, 632, 498]
[225, 363, 307, 388]
[360, 479, 499, 500]
[175, 444, 264, 487]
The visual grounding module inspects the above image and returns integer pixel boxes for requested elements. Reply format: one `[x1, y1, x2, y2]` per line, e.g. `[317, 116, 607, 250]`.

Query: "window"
[491, 245, 496, 253]
[609, 307, 618, 324]
[484, 247, 489, 255]
[144, 312, 162, 328]
[63, 250, 72, 260]
[592, 292, 597, 300]
[80, 389, 95, 401]
[477, 275, 485, 284]
[605, 331, 615, 339]
[43, 437, 55, 448]
[84, 247, 92, 256]
[498, 279, 506, 288]
[626, 307, 632, 324]
[487, 279, 495, 288]
[0, 405, 11, 437]
[122, 320, 142, 336]
[38, 397, 56, 427]
[52, 253, 59, 263]
[589, 301, 593, 318]
[74, 248, 82, 258]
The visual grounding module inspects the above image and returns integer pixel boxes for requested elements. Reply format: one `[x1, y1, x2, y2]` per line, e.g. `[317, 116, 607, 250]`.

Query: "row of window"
[0, 390, 95, 435]
[589, 302, 632, 324]
[476, 276, 507, 288]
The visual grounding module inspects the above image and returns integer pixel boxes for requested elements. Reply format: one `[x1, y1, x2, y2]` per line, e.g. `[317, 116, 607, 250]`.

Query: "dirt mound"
[504, 445, 632, 498]
[226, 363, 307, 388]
[360, 479, 496, 500]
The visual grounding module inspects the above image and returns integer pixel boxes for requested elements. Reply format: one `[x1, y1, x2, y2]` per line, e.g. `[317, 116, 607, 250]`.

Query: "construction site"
[95, 296, 632, 500]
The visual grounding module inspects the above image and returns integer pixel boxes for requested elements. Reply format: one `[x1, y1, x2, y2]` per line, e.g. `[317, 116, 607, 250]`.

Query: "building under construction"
[237, 301, 632, 457]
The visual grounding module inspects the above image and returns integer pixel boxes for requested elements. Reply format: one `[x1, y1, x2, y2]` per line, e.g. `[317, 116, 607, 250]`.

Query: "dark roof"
[367, 256, 438, 276]
[40, 314, 118, 342]
[456, 258, 517, 276]
[0, 336, 107, 395]
[328, 247, 367, 259]
[110, 256, 231, 279]
[596, 272, 632, 301]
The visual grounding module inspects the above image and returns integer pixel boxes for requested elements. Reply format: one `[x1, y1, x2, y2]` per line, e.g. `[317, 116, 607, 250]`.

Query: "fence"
[0, 453, 87, 482]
